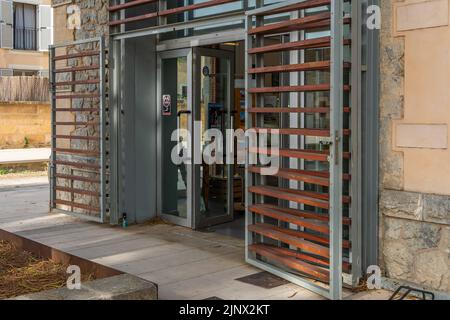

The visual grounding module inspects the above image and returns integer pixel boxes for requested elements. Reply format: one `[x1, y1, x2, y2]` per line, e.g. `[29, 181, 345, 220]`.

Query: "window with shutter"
[13, 2, 37, 50]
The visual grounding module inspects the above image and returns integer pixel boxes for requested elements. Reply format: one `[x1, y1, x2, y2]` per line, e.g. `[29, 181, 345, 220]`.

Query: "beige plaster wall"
[392, 0, 450, 195]
[0, 102, 51, 148]
[0, 49, 48, 70]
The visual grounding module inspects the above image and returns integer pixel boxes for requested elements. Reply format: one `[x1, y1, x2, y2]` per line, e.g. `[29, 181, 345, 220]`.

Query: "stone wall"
[0, 102, 51, 149]
[379, 0, 450, 294]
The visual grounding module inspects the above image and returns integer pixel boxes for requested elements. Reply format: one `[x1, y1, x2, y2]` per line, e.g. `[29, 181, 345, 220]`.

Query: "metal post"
[350, 0, 363, 285]
[329, 0, 344, 300]
[49, 47, 56, 211]
[244, 13, 253, 262]
[99, 36, 106, 223]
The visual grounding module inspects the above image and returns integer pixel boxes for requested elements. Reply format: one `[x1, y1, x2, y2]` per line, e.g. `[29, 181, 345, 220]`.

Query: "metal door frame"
[192, 47, 236, 229]
[49, 37, 107, 223]
[156, 48, 194, 228]
[244, 0, 348, 300]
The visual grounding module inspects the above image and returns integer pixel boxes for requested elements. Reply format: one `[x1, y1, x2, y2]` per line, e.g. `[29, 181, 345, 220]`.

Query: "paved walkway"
[0, 182, 392, 300]
[0, 148, 51, 165]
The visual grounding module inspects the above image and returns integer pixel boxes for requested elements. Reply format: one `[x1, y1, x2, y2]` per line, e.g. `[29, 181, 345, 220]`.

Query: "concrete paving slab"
[0, 148, 50, 164]
[0, 183, 394, 300]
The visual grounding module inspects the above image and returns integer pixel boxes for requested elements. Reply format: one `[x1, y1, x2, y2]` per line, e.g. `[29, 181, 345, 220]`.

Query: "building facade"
[48, 0, 449, 299]
[0, 0, 52, 76]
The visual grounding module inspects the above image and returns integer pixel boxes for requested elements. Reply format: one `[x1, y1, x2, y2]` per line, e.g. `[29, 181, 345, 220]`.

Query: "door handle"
[177, 110, 192, 117]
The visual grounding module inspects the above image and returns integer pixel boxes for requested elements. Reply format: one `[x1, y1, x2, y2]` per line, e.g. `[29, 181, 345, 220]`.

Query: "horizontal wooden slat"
[248, 17, 351, 37]
[251, 127, 351, 137]
[54, 199, 100, 212]
[249, 36, 351, 55]
[249, 166, 329, 186]
[54, 135, 100, 141]
[248, 223, 329, 258]
[249, 12, 331, 36]
[249, 84, 351, 94]
[249, 204, 329, 233]
[250, 36, 329, 54]
[54, 65, 100, 73]
[268, 224, 351, 249]
[251, 204, 351, 226]
[249, 244, 329, 282]
[54, 93, 100, 99]
[248, 61, 330, 74]
[55, 186, 100, 197]
[54, 108, 100, 112]
[252, 127, 330, 137]
[250, 185, 350, 206]
[53, 148, 100, 156]
[249, 185, 329, 209]
[54, 121, 98, 126]
[108, 0, 158, 12]
[249, 147, 329, 162]
[54, 160, 100, 170]
[54, 79, 100, 86]
[109, 12, 158, 26]
[256, 0, 331, 16]
[249, 147, 351, 161]
[53, 51, 99, 61]
[55, 173, 100, 184]
[248, 61, 351, 74]
[248, 84, 330, 94]
[159, 0, 236, 17]
[248, 107, 351, 113]
[109, 0, 238, 25]
[250, 244, 351, 274]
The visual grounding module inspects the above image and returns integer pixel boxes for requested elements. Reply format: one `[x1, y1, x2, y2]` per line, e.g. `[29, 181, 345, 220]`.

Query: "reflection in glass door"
[158, 49, 193, 227]
[193, 48, 235, 229]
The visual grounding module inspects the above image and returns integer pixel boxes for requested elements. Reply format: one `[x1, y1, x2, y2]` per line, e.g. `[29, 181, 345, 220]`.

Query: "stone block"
[380, 190, 423, 220]
[423, 194, 450, 225]
[12, 274, 158, 300]
[382, 240, 414, 279]
[414, 250, 449, 292]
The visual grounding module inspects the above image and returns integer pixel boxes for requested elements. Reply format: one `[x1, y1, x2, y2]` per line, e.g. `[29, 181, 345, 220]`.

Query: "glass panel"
[199, 55, 230, 219]
[161, 56, 190, 218]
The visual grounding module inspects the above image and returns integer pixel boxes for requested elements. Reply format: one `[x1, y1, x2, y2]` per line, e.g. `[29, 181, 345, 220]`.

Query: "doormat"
[235, 271, 289, 289]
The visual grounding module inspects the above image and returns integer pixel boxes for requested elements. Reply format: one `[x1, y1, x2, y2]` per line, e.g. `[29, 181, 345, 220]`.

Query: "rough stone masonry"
[379, 1, 449, 293]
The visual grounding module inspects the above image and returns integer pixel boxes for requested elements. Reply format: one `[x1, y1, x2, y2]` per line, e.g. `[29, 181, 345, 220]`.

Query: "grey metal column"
[329, 0, 344, 300]
[244, 13, 253, 262]
[350, 0, 363, 284]
[99, 36, 106, 223]
[49, 46, 56, 211]
[108, 0, 122, 225]
[361, 0, 380, 270]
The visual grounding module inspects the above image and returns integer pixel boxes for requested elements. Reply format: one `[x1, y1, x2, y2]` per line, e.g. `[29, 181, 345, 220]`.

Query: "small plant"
[0, 168, 9, 175]
[23, 137, 29, 148]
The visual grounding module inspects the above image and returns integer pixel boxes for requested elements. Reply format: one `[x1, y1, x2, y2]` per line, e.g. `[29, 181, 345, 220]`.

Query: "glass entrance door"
[192, 47, 235, 229]
[157, 49, 193, 228]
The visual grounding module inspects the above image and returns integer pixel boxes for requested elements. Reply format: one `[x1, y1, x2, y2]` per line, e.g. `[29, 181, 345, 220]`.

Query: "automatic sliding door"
[158, 49, 193, 227]
[193, 47, 235, 229]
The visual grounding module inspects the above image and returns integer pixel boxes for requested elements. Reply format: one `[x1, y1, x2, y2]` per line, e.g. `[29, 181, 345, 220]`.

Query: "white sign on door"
[162, 94, 171, 116]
